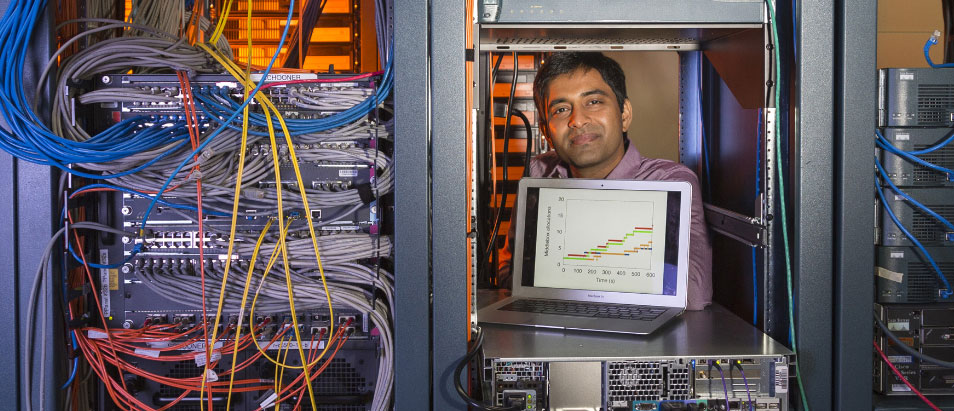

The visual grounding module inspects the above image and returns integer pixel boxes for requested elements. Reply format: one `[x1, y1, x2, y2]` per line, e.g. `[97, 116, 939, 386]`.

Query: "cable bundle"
[5, 0, 397, 409]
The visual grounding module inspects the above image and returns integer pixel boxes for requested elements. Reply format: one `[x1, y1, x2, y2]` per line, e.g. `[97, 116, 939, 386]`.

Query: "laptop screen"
[519, 186, 682, 296]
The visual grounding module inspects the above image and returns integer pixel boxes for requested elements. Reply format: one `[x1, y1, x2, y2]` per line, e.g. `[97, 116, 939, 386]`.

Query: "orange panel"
[493, 110, 537, 125]
[493, 167, 528, 180]
[303, 55, 353, 71]
[492, 194, 518, 208]
[493, 138, 532, 153]
[499, 222, 511, 237]
[492, 83, 533, 98]
[322, 0, 353, 14]
[310, 27, 352, 43]
[493, 54, 535, 71]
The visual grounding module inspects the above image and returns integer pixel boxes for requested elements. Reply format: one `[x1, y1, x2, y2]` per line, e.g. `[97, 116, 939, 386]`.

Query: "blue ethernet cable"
[924, 30, 954, 68]
[877, 130, 954, 178]
[875, 176, 953, 297]
[876, 160, 954, 233]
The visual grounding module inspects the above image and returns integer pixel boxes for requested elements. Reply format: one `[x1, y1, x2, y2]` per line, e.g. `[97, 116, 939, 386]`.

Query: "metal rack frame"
[0, 0, 886, 410]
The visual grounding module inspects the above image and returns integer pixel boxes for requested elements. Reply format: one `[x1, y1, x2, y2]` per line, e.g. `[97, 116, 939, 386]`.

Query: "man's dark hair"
[532, 52, 628, 119]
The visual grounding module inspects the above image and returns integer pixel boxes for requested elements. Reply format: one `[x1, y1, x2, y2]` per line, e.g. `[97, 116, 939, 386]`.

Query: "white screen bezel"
[510, 178, 691, 308]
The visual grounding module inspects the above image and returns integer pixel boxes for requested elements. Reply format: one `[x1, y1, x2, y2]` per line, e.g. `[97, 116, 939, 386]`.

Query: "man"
[498, 52, 713, 311]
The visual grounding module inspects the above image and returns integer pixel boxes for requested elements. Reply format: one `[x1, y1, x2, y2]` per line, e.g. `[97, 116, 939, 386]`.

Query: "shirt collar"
[602, 139, 644, 179]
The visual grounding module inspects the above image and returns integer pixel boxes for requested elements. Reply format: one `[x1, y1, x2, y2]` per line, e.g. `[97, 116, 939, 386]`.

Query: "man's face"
[542, 68, 632, 178]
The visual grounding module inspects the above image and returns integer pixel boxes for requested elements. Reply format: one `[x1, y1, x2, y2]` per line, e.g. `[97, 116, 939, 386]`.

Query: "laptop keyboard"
[500, 299, 666, 321]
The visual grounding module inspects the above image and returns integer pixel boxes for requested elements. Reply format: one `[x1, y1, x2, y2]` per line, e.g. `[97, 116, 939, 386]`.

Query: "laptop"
[478, 178, 693, 335]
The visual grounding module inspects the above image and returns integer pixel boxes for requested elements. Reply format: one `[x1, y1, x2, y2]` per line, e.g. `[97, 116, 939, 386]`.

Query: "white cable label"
[135, 348, 160, 358]
[194, 351, 222, 367]
[183, 341, 224, 351]
[87, 330, 109, 339]
[99, 250, 111, 316]
[205, 369, 219, 383]
[264, 340, 325, 350]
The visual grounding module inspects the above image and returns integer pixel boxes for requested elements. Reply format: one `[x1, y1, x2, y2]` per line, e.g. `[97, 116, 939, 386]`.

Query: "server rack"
[0, 0, 901, 410]
[420, 0, 876, 410]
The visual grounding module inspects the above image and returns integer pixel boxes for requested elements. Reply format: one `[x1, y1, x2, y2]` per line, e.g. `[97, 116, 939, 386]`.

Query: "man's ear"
[621, 98, 633, 132]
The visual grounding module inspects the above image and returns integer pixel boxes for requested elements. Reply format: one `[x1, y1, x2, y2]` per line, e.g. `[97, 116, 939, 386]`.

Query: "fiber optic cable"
[202, 44, 345, 369]
[195, 2, 297, 408]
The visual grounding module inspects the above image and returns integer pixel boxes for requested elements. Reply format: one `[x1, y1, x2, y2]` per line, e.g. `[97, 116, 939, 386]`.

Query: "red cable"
[291, 329, 326, 410]
[258, 70, 385, 89]
[67, 213, 130, 394]
[269, 319, 352, 408]
[873, 340, 941, 411]
[178, 70, 213, 410]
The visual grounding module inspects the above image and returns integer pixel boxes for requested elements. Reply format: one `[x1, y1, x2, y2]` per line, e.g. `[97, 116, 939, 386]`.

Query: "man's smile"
[570, 132, 599, 146]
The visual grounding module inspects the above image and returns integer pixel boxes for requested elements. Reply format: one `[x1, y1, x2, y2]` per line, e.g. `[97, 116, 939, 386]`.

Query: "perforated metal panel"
[918, 84, 954, 126]
[912, 205, 954, 241]
[912, 145, 954, 184]
[606, 361, 665, 402]
[666, 363, 692, 400]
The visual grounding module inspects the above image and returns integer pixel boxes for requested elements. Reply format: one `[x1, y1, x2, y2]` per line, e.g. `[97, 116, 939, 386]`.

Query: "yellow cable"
[276, 335, 291, 406]
[225, 218, 274, 410]
[200, 45, 320, 407]
[195, 37, 344, 411]
[224, 3, 256, 409]
[199, 46, 337, 363]
[260, 101, 319, 411]
[197, 43, 337, 371]
[208, 0, 235, 45]
[197, 1, 252, 404]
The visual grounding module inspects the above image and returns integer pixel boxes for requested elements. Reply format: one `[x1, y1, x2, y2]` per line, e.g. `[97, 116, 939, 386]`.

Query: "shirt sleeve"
[664, 168, 713, 310]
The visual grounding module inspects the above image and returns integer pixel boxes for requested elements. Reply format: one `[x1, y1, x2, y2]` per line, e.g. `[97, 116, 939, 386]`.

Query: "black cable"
[282, 0, 329, 68]
[874, 311, 954, 369]
[509, 109, 533, 178]
[484, 52, 518, 258]
[454, 327, 520, 410]
[478, 54, 504, 287]
[944, 0, 954, 63]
